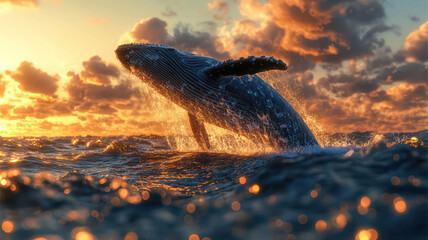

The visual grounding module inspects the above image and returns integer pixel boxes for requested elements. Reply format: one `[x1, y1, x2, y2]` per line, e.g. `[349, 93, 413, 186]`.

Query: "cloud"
[0, 74, 6, 97]
[81, 55, 120, 85]
[402, 21, 428, 62]
[66, 71, 136, 102]
[228, 20, 315, 72]
[10, 99, 72, 120]
[168, 23, 230, 59]
[199, 21, 217, 32]
[64, 55, 147, 116]
[130, 17, 169, 44]
[317, 73, 379, 97]
[207, 0, 230, 20]
[129, 17, 229, 59]
[0, 0, 60, 9]
[227, 0, 391, 63]
[304, 82, 428, 133]
[384, 83, 427, 110]
[313, 59, 427, 100]
[0, 0, 38, 8]
[410, 16, 420, 22]
[161, 6, 177, 17]
[5, 61, 59, 96]
[126, 0, 392, 71]
[0, 104, 12, 117]
[0, 54, 178, 136]
[2, 56, 139, 120]
[120, 7, 427, 134]
[375, 61, 428, 84]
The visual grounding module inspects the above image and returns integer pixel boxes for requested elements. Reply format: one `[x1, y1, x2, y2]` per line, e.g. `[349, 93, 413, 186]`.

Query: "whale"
[115, 43, 318, 150]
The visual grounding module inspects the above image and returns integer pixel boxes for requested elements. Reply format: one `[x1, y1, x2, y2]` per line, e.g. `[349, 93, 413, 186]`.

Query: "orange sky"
[0, 0, 427, 137]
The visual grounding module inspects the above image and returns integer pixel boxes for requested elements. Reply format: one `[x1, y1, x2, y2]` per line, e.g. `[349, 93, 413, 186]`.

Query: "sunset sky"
[0, 0, 427, 137]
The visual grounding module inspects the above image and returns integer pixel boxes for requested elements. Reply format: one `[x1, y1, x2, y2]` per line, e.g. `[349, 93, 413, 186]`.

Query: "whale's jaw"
[115, 44, 164, 72]
[115, 45, 132, 71]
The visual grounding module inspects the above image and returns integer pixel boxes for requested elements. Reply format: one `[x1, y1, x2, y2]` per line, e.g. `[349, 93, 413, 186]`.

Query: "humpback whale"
[116, 43, 318, 150]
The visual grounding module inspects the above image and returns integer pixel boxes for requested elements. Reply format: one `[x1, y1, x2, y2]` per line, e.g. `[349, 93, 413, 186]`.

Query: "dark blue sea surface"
[0, 131, 427, 240]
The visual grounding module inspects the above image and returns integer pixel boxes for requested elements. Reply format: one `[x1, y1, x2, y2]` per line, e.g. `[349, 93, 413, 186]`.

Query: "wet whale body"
[115, 44, 318, 150]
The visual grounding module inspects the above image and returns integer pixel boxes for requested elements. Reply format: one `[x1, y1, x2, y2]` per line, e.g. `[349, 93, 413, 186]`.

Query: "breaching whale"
[115, 43, 318, 150]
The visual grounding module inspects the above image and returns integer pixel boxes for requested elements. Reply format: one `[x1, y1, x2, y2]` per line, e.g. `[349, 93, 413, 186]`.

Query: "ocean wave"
[0, 131, 426, 239]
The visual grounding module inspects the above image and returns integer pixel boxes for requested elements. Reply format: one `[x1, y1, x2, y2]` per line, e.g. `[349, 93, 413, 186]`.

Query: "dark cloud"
[402, 21, 428, 62]
[199, 21, 217, 32]
[303, 82, 428, 133]
[5, 61, 59, 96]
[410, 16, 420, 22]
[375, 61, 428, 84]
[236, 0, 391, 63]
[316, 60, 427, 98]
[129, 17, 229, 59]
[364, 52, 394, 71]
[168, 23, 229, 59]
[4, 97, 73, 120]
[81, 55, 120, 85]
[72, 102, 117, 115]
[317, 73, 379, 97]
[161, 6, 177, 17]
[66, 71, 136, 102]
[306, 99, 346, 119]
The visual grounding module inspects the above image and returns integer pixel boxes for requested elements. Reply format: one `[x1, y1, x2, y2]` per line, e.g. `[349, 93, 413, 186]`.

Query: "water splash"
[135, 79, 276, 154]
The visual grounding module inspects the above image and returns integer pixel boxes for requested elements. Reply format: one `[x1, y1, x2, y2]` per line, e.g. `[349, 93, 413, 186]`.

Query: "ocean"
[0, 131, 427, 240]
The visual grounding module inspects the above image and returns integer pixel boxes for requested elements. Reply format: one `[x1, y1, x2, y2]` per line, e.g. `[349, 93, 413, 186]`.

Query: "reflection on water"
[0, 131, 427, 240]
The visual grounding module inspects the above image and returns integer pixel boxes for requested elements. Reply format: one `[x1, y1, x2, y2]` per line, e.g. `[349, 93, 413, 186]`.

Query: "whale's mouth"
[115, 43, 171, 71]
[115, 44, 136, 71]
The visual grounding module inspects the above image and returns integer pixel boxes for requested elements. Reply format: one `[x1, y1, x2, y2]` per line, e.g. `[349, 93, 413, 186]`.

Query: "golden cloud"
[0, 0, 38, 8]
[403, 21, 428, 62]
[207, 0, 230, 20]
[5, 61, 59, 96]
[221, 0, 391, 64]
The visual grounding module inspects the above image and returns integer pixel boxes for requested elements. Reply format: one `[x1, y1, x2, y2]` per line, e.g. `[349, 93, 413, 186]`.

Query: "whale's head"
[115, 43, 217, 86]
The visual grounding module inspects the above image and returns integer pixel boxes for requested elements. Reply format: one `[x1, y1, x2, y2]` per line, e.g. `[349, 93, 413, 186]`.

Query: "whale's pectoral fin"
[204, 56, 287, 79]
[188, 113, 210, 151]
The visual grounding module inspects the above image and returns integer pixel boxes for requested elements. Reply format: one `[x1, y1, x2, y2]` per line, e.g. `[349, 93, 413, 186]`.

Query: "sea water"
[0, 131, 426, 240]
